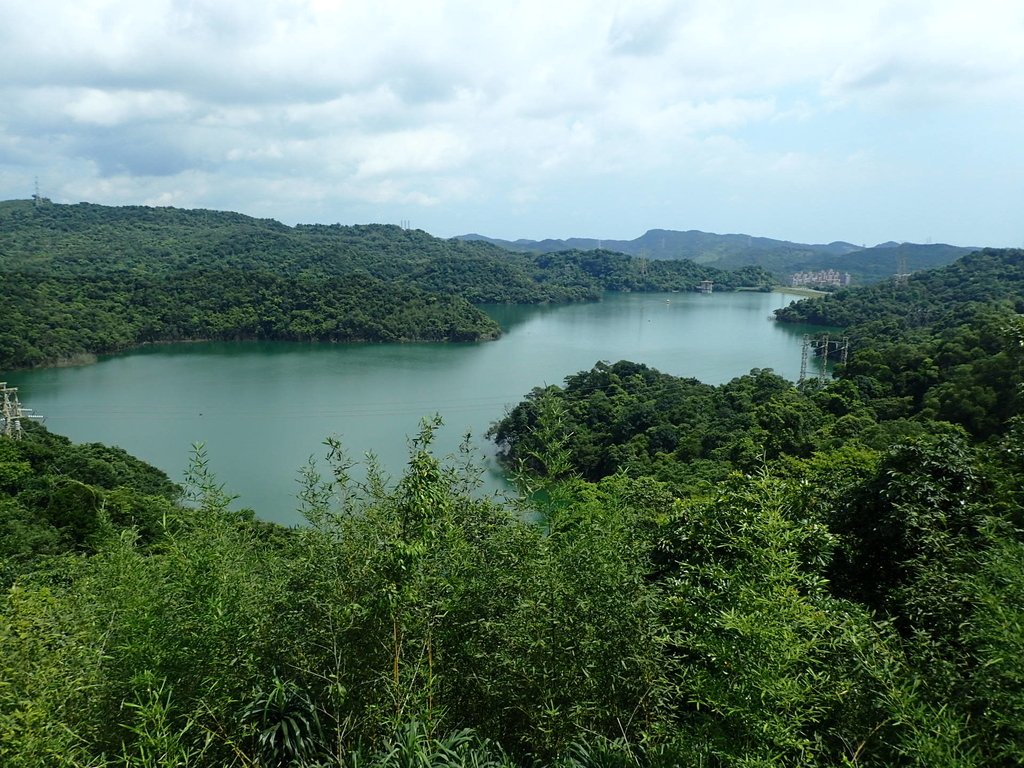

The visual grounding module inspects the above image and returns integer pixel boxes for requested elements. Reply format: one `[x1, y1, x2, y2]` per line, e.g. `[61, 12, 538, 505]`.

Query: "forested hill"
[769, 248, 1024, 438]
[3, 209, 1023, 763]
[6, 282, 1023, 762]
[0, 200, 773, 369]
[477, 249, 1024, 763]
[460, 228, 973, 283]
[774, 247, 1024, 328]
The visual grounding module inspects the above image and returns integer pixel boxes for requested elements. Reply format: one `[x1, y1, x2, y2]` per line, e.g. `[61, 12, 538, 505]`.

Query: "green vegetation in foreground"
[0, 199, 774, 369]
[2, 409, 1023, 766]
[1, 254, 1023, 767]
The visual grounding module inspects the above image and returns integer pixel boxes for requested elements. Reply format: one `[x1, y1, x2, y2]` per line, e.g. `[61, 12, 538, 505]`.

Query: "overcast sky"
[2, 1, 1022, 247]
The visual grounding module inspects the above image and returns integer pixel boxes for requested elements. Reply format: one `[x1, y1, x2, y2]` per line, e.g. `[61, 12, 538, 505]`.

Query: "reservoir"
[4, 291, 822, 525]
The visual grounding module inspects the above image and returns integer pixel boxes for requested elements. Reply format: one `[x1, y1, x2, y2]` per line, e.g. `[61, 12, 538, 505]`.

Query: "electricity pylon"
[1, 383, 43, 439]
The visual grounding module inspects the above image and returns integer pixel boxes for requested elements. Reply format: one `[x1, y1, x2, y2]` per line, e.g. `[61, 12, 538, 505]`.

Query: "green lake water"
[4, 291, 823, 525]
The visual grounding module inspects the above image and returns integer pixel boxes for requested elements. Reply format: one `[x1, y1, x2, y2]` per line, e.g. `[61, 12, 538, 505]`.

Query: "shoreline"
[1, 331, 504, 374]
[773, 286, 829, 298]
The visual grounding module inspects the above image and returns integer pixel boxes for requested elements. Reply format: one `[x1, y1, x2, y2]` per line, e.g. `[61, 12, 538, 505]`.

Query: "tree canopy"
[2, 224, 1022, 766]
[0, 200, 774, 369]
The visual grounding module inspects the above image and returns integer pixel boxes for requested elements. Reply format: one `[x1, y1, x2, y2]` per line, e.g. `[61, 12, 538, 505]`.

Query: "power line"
[895, 253, 910, 287]
[799, 335, 849, 382]
[1, 383, 44, 438]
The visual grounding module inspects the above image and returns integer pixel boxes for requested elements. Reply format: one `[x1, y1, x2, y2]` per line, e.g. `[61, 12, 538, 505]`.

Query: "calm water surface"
[5, 291, 822, 525]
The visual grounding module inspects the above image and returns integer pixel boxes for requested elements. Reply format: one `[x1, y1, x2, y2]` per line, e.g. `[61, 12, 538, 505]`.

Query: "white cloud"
[64, 89, 194, 126]
[2, 0, 1023, 245]
[354, 128, 471, 179]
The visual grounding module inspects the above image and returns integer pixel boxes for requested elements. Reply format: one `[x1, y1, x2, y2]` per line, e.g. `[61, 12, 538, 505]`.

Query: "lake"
[4, 291, 823, 525]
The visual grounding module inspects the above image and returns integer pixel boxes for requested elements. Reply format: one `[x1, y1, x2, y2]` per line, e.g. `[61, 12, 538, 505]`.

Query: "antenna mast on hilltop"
[32, 177, 41, 207]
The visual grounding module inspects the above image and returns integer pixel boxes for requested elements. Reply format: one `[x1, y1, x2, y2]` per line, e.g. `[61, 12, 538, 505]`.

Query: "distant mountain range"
[457, 229, 976, 284]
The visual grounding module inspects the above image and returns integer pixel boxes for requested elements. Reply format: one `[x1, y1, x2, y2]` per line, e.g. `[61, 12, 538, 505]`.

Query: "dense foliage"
[775, 248, 1024, 439]
[489, 362, 838, 491]
[494, 252, 1024, 485]
[480, 247, 1024, 764]
[0, 424, 180, 586]
[3, 229, 1022, 765]
[2, 413, 1022, 766]
[0, 200, 773, 369]
[774, 248, 1024, 328]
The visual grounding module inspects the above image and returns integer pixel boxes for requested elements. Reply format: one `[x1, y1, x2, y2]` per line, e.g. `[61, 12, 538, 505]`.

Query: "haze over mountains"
[459, 229, 975, 284]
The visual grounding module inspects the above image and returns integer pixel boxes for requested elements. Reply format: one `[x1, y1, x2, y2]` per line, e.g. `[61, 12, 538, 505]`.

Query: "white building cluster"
[789, 269, 852, 288]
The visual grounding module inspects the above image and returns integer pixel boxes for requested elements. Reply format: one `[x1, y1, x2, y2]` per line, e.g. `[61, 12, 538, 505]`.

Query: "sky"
[1, 0, 1022, 247]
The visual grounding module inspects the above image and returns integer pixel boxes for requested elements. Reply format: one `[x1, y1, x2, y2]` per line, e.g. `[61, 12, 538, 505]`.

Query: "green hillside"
[0, 200, 774, 369]
[1, 234, 1022, 765]
[774, 247, 1024, 328]
[461, 228, 974, 283]
[773, 248, 1024, 438]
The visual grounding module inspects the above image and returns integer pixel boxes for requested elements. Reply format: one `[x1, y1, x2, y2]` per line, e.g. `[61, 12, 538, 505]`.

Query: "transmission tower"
[799, 336, 850, 382]
[636, 248, 649, 281]
[895, 253, 910, 287]
[1, 383, 25, 439]
[1, 383, 44, 439]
